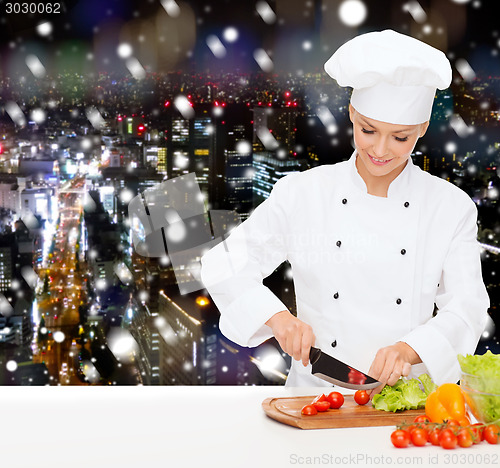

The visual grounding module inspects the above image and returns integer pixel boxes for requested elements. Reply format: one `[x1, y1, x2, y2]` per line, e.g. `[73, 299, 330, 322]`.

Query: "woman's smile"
[367, 154, 394, 166]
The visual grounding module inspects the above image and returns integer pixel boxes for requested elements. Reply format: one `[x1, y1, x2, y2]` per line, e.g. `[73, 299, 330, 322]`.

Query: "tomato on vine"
[410, 428, 428, 447]
[483, 424, 500, 445]
[439, 428, 457, 450]
[391, 429, 410, 448]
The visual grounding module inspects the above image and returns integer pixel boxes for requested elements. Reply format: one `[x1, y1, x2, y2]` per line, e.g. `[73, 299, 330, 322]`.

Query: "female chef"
[200, 30, 490, 389]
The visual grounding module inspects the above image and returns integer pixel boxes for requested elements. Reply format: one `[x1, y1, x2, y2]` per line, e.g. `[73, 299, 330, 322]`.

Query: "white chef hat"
[324, 29, 452, 125]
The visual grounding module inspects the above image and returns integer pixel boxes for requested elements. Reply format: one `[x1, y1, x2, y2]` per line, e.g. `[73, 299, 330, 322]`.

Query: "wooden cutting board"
[262, 395, 426, 429]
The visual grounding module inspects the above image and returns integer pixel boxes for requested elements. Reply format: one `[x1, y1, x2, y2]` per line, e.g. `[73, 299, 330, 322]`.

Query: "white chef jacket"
[200, 151, 490, 387]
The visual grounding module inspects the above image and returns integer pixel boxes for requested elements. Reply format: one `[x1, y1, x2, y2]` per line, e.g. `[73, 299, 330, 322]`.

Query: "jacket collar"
[348, 150, 414, 199]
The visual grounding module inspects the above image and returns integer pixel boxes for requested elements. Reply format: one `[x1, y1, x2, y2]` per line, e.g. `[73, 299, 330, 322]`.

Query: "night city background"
[0, 0, 498, 386]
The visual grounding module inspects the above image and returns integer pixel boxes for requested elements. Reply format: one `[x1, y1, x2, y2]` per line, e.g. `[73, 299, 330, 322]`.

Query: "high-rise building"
[252, 152, 306, 205]
[0, 246, 12, 292]
[129, 302, 160, 385]
[170, 117, 190, 179]
[191, 116, 214, 202]
[224, 123, 253, 219]
[158, 289, 220, 385]
[253, 107, 299, 155]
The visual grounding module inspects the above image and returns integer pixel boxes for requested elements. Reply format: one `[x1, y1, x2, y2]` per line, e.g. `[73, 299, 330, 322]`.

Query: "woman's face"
[349, 104, 428, 179]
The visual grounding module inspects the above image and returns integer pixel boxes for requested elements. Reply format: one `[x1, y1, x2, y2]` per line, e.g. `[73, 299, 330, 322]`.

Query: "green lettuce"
[458, 351, 500, 423]
[418, 373, 438, 396]
[372, 374, 435, 413]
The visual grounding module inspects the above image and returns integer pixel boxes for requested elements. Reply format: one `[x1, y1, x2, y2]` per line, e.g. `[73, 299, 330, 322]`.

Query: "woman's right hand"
[265, 310, 316, 367]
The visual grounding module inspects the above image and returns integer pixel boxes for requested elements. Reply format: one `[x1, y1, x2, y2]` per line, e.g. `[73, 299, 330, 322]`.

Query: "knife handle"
[309, 346, 321, 365]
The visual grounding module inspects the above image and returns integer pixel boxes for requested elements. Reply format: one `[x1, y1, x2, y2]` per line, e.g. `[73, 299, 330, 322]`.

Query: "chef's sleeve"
[400, 197, 490, 385]
[200, 174, 295, 348]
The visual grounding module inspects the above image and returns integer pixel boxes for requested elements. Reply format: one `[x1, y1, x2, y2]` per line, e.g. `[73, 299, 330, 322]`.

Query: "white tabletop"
[2, 386, 498, 468]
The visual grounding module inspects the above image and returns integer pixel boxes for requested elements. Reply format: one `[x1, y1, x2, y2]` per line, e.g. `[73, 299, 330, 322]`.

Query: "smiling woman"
[349, 106, 429, 197]
[200, 29, 490, 390]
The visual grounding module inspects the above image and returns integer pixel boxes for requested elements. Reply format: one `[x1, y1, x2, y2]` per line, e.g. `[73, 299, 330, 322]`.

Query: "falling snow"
[25, 54, 46, 78]
[223, 27, 239, 43]
[206, 35, 227, 59]
[6, 360, 17, 372]
[253, 49, 273, 72]
[317, 106, 338, 135]
[338, 0, 367, 27]
[456, 58, 476, 81]
[117, 43, 133, 59]
[256, 127, 279, 150]
[5, 102, 26, 127]
[85, 107, 106, 130]
[20, 266, 38, 289]
[236, 140, 252, 155]
[161, 0, 181, 18]
[403, 1, 427, 23]
[30, 108, 46, 124]
[0, 294, 13, 317]
[174, 95, 195, 119]
[445, 141, 457, 153]
[256, 1, 276, 24]
[126, 57, 147, 80]
[53, 331, 65, 343]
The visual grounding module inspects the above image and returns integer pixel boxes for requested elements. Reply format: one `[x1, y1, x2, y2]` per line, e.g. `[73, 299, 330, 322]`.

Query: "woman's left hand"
[367, 341, 421, 397]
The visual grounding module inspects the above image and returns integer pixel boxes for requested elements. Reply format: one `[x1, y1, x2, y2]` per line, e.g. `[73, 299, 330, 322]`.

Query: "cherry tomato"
[406, 424, 418, 434]
[470, 423, 484, 444]
[354, 390, 369, 405]
[439, 428, 457, 450]
[444, 418, 460, 427]
[313, 401, 330, 412]
[457, 428, 473, 448]
[428, 428, 441, 446]
[391, 429, 410, 448]
[326, 391, 344, 409]
[483, 424, 500, 445]
[414, 415, 430, 424]
[301, 404, 318, 416]
[311, 394, 328, 405]
[410, 427, 428, 447]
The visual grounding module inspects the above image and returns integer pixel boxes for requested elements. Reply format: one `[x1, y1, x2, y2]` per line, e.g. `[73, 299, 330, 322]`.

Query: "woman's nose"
[372, 136, 389, 158]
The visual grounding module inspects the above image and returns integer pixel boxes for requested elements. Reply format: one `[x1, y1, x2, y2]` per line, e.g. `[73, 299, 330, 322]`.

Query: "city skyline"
[0, 0, 498, 385]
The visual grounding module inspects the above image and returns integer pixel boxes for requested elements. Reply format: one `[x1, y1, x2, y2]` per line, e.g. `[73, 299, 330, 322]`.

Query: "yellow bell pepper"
[425, 383, 470, 426]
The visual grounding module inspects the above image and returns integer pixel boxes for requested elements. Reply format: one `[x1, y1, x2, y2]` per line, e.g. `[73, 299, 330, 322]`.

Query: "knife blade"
[309, 346, 380, 390]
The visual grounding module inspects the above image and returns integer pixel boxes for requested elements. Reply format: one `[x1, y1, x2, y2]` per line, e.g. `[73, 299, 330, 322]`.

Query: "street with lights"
[32, 175, 88, 385]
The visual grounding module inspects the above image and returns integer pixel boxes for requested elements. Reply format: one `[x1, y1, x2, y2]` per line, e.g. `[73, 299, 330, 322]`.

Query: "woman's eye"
[395, 136, 409, 142]
[361, 127, 374, 134]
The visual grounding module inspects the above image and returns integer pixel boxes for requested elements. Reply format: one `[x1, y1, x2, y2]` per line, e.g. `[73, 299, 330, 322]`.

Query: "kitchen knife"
[309, 346, 380, 390]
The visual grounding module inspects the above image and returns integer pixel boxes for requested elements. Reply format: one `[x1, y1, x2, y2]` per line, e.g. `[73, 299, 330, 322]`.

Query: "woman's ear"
[348, 103, 356, 123]
[419, 121, 430, 138]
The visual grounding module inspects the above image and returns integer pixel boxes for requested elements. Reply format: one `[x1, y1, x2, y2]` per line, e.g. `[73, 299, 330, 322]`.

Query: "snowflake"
[30, 108, 46, 124]
[161, 0, 181, 17]
[223, 27, 239, 43]
[206, 35, 226, 59]
[444, 141, 457, 153]
[338, 0, 367, 27]
[302, 40, 313, 51]
[456, 58, 476, 82]
[25, 54, 46, 78]
[402, 1, 427, 23]
[254, 49, 273, 72]
[6, 360, 17, 372]
[117, 43, 133, 59]
[236, 140, 252, 155]
[126, 57, 146, 80]
[173, 95, 194, 119]
[256, 1, 276, 24]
